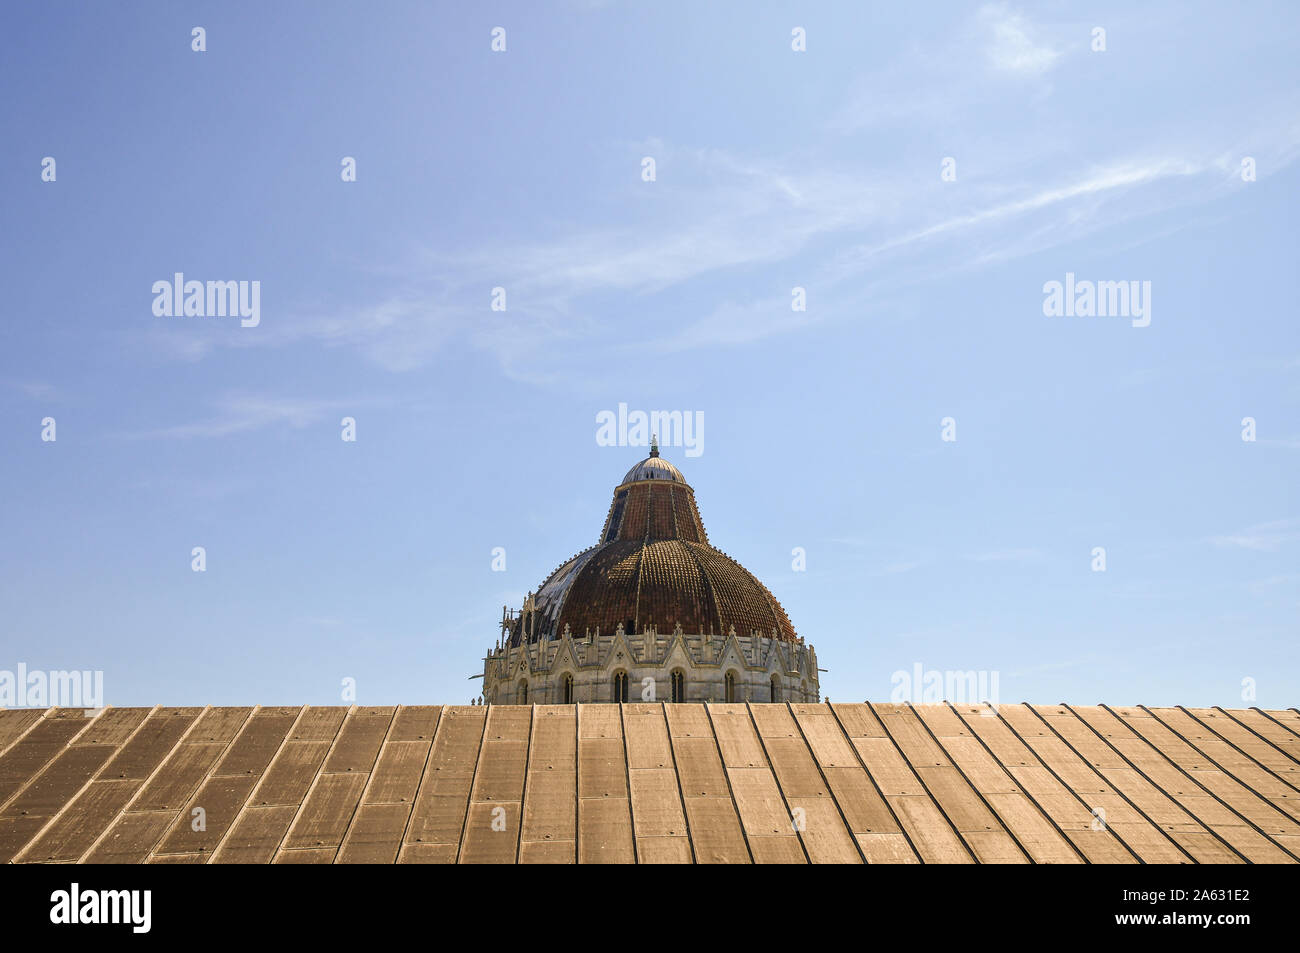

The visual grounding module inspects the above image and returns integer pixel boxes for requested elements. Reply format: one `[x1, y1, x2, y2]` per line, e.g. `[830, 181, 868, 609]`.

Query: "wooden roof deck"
[1, 703, 1297, 864]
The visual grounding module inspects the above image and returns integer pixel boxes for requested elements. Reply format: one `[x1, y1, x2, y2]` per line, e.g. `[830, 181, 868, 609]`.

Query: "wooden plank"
[663, 704, 748, 863]
[72, 708, 151, 747]
[887, 795, 974, 863]
[921, 709, 1081, 863]
[403, 705, 486, 853]
[637, 835, 693, 863]
[212, 707, 300, 778]
[622, 704, 674, 770]
[249, 742, 332, 807]
[851, 738, 928, 796]
[286, 707, 349, 742]
[520, 706, 576, 858]
[1121, 713, 1300, 839]
[578, 796, 637, 864]
[148, 852, 205, 864]
[281, 773, 368, 850]
[322, 707, 395, 774]
[982, 792, 1081, 863]
[577, 704, 634, 863]
[154, 775, 257, 855]
[363, 740, 431, 805]
[0, 816, 51, 863]
[397, 842, 458, 863]
[1081, 706, 1297, 862]
[872, 704, 952, 766]
[97, 708, 201, 781]
[629, 768, 688, 838]
[1148, 708, 1300, 817]
[0, 710, 44, 753]
[131, 742, 229, 811]
[16, 779, 139, 863]
[747, 834, 807, 863]
[578, 737, 627, 798]
[519, 840, 574, 864]
[211, 805, 298, 863]
[709, 704, 768, 767]
[750, 704, 857, 863]
[337, 803, 412, 864]
[460, 706, 531, 863]
[387, 706, 442, 742]
[1, 745, 113, 818]
[791, 704, 859, 767]
[0, 712, 94, 803]
[726, 767, 794, 838]
[1186, 708, 1299, 783]
[625, 704, 691, 861]
[460, 801, 521, 863]
[1230, 710, 1300, 758]
[878, 705, 1024, 863]
[186, 707, 253, 744]
[829, 703, 888, 738]
[83, 811, 175, 863]
[856, 832, 920, 863]
[1263, 710, 1300, 737]
[273, 847, 335, 864]
[819, 767, 903, 836]
[994, 705, 1184, 863]
[678, 796, 749, 864]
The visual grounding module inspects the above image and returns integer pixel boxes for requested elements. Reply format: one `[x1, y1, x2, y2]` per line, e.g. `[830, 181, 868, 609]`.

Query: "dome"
[508, 448, 797, 646]
[620, 444, 686, 485]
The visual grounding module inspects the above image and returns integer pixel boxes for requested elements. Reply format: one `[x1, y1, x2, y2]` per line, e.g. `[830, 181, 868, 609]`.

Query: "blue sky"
[1, 1, 1296, 709]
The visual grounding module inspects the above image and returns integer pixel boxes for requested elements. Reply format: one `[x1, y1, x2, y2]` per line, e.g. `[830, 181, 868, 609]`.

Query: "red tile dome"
[508, 449, 797, 646]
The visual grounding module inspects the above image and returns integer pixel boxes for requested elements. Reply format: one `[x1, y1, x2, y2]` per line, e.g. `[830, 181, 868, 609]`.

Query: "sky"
[0, 1, 1296, 710]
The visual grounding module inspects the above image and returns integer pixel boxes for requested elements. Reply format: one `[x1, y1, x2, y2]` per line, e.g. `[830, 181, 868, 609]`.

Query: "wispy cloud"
[114, 393, 363, 440]
[1210, 519, 1300, 552]
[980, 3, 1063, 75]
[969, 548, 1044, 563]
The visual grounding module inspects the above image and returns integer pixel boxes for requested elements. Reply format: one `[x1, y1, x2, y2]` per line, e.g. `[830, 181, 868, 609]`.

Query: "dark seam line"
[743, 701, 812, 863]
[702, 703, 756, 864]
[1026, 705, 1194, 864]
[905, 702, 1038, 864]
[1141, 705, 1300, 839]
[1220, 708, 1300, 767]
[396, 706, 445, 863]
[1180, 705, 1300, 794]
[619, 703, 639, 865]
[868, 701, 978, 863]
[786, 702, 867, 863]
[944, 702, 1090, 864]
[453, 706, 493, 864]
[659, 701, 698, 863]
[992, 705, 1145, 864]
[1100, 704, 1298, 864]
[825, 702, 923, 864]
[331, 706, 400, 862]
[1065, 704, 1250, 865]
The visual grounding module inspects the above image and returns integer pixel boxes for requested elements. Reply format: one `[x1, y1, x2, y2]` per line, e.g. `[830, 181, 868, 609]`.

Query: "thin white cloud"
[1211, 520, 1300, 552]
[981, 3, 1063, 74]
[970, 548, 1044, 563]
[115, 393, 362, 440]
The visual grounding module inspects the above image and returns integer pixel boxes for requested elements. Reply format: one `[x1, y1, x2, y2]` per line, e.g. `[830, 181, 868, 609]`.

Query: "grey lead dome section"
[620, 442, 686, 485]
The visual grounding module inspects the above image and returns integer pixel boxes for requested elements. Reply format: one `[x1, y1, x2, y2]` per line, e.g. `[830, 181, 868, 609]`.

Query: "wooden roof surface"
[1, 703, 1297, 864]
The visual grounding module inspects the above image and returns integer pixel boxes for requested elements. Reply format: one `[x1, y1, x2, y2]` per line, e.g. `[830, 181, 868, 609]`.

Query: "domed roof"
[508, 449, 797, 646]
[621, 442, 686, 485]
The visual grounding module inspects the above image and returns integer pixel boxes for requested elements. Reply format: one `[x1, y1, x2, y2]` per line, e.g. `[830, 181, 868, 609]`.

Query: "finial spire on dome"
[649, 434, 659, 457]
